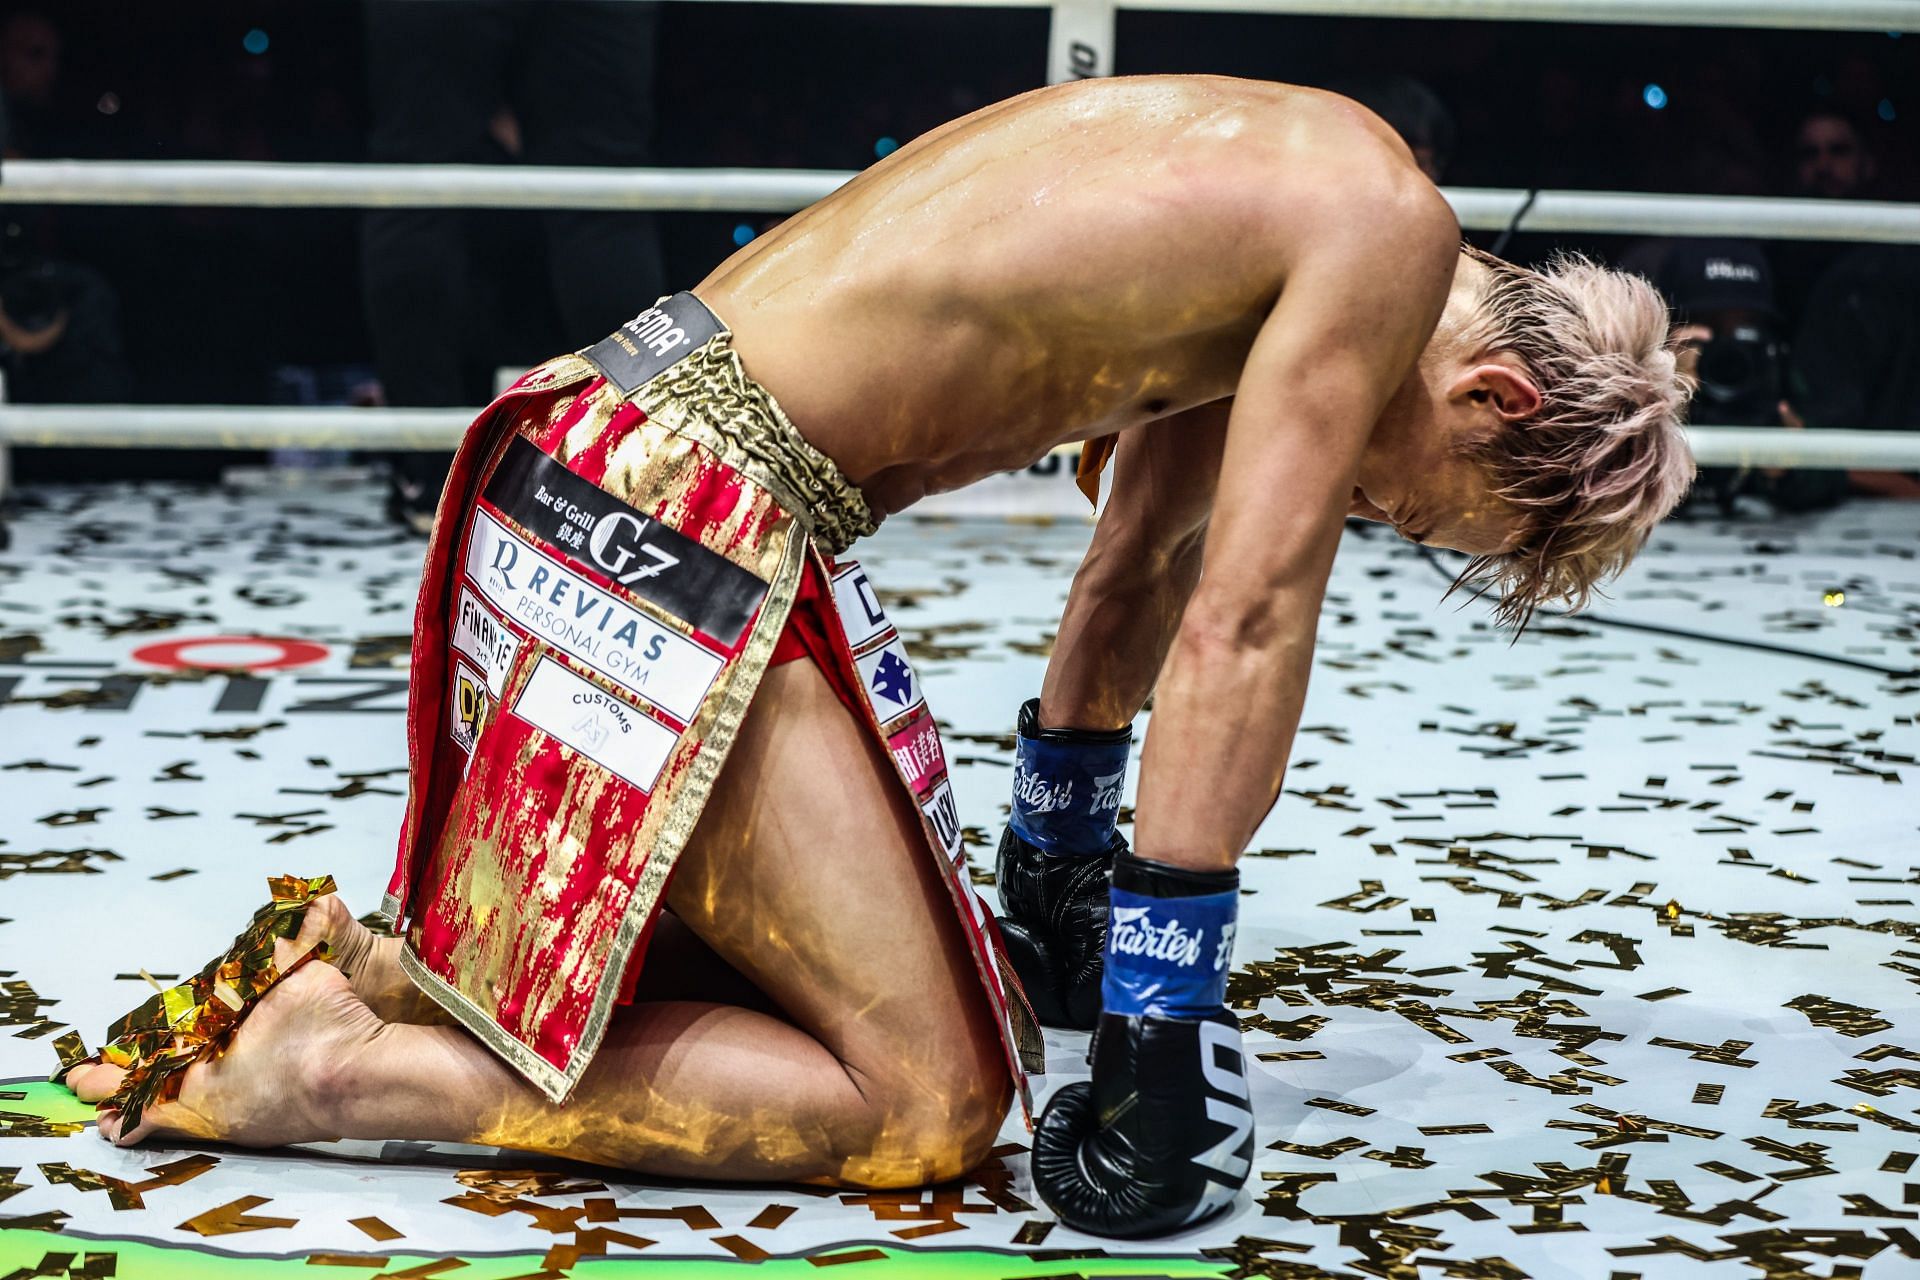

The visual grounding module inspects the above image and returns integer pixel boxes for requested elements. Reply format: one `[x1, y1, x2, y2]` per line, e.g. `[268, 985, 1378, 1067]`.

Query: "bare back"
[696, 76, 1435, 516]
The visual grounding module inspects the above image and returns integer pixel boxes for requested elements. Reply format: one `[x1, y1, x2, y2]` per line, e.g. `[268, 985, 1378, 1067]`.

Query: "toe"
[67, 1062, 126, 1103]
[289, 895, 335, 952]
[111, 1111, 160, 1147]
[105, 1094, 202, 1148]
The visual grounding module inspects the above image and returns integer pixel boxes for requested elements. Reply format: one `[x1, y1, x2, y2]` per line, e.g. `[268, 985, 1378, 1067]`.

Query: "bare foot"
[296, 894, 451, 1026]
[67, 960, 385, 1148]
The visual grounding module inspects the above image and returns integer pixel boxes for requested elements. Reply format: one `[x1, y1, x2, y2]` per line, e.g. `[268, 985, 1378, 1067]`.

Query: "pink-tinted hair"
[1453, 246, 1696, 629]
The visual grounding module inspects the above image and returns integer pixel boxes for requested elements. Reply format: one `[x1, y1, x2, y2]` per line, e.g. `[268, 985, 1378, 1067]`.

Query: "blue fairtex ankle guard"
[1007, 698, 1131, 857]
[1101, 855, 1239, 1021]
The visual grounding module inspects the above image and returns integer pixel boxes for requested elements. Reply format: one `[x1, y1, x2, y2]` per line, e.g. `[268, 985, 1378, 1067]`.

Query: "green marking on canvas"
[1, 1080, 96, 1128]
[1, 1231, 1229, 1277]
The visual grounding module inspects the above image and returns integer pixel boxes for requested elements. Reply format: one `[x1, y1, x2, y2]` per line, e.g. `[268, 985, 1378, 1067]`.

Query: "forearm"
[1133, 589, 1319, 872]
[1039, 533, 1202, 732]
[1848, 469, 1920, 499]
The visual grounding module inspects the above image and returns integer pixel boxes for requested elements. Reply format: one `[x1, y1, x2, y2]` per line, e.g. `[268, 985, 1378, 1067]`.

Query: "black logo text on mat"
[485, 436, 767, 648]
[582, 293, 725, 396]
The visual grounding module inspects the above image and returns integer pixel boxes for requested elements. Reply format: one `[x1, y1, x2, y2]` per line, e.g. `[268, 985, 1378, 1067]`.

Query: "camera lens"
[1697, 338, 1758, 402]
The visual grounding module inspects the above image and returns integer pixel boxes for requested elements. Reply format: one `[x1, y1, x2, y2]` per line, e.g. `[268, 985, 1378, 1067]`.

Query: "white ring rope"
[5, 161, 1919, 245]
[0, 161, 853, 214]
[0, 406, 1913, 472]
[1112, 0, 1920, 31]
[416, 0, 1920, 33]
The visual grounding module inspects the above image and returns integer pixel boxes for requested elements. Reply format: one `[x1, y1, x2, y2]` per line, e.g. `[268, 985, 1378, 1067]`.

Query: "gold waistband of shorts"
[561, 333, 877, 556]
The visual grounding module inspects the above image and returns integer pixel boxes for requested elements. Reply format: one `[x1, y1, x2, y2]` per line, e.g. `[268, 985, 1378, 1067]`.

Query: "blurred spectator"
[1789, 244, 1920, 500]
[0, 10, 61, 156]
[0, 10, 131, 405]
[361, 0, 666, 530]
[1335, 76, 1456, 182]
[1793, 109, 1877, 200]
[1772, 107, 1886, 324]
[1623, 237, 1847, 513]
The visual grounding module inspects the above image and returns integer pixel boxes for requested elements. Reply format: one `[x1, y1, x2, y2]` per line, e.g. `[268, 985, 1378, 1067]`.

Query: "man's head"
[1356, 246, 1694, 628]
[1794, 111, 1874, 200]
[0, 12, 59, 108]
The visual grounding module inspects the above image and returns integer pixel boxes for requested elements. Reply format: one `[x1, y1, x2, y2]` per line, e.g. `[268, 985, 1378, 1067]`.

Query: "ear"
[1449, 361, 1542, 423]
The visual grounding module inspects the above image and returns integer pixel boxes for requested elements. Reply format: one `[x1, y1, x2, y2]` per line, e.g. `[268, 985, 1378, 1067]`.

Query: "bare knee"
[833, 1042, 1014, 1189]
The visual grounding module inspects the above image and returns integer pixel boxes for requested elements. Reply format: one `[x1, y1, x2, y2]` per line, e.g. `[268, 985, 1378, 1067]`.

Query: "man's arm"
[1039, 403, 1230, 732]
[1031, 170, 1458, 1242]
[994, 404, 1229, 1030]
[1133, 199, 1457, 873]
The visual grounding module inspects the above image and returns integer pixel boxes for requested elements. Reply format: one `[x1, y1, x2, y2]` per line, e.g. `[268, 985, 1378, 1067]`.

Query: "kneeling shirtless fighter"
[67, 75, 1691, 1239]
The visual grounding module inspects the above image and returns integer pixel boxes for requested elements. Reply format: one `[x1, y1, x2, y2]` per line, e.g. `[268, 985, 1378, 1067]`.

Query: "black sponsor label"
[484, 436, 768, 648]
[582, 292, 725, 396]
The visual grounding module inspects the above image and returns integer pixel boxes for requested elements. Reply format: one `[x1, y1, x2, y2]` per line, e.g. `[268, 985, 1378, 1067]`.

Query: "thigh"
[665, 657, 1004, 1087]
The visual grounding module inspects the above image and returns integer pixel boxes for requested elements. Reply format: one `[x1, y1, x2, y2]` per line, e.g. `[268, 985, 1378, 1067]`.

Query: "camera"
[1691, 322, 1784, 427]
[0, 221, 71, 331]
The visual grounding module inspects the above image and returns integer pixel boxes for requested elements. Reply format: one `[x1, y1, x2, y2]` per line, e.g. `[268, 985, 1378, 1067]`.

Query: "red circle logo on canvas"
[131, 636, 331, 672]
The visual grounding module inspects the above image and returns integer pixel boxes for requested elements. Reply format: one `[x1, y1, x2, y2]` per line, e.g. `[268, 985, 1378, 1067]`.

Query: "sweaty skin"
[702, 75, 1484, 869]
[705, 76, 1443, 514]
[71, 75, 1527, 1183]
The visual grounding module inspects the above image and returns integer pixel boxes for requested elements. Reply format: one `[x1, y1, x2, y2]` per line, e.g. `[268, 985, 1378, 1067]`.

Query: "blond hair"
[1453, 247, 1695, 628]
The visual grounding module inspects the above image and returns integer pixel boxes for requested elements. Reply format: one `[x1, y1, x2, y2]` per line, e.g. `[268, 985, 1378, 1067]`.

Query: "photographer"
[1623, 237, 1848, 513]
[0, 220, 132, 404]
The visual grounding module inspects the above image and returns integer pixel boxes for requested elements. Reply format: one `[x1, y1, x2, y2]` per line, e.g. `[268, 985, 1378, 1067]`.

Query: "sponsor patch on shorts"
[450, 660, 487, 756]
[581, 292, 725, 397]
[856, 635, 924, 726]
[510, 656, 679, 794]
[452, 587, 521, 698]
[830, 561, 891, 652]
[921, 780, 964, 863]
[465, 508, 723, 723]
[484, 436, 767, 647]
[888, 715, 948, 796]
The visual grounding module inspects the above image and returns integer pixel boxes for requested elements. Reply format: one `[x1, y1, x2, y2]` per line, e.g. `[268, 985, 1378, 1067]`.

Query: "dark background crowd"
[1, 0, 1916, 515]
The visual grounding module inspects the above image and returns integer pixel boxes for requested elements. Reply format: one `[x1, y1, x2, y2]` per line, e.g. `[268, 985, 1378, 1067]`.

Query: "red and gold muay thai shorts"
[381, 293, 1041, 1115]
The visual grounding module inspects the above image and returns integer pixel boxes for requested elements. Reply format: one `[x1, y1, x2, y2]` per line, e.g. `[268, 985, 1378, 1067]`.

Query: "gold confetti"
[747, 1204, 796, 1230]
[303, 1255, 391, 1268]
[178, 1195, 299, 1236]
[1784, 993, 1895, 1038]
[712, 1235, 771, 1260]
[349, 1216, 404, 1242]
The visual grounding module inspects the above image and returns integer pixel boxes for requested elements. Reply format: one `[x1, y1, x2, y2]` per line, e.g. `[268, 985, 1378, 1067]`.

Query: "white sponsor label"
[1110, 905, 1208, 968]
[921, 780, 963, 862]
[452, 587, 522, 698]
[511, 657, 679, 794]
[855, 635, 924, 725]
[449, 660, 486, 756]
[831, 561, 892, 651]
[465, 508, 722, 723]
